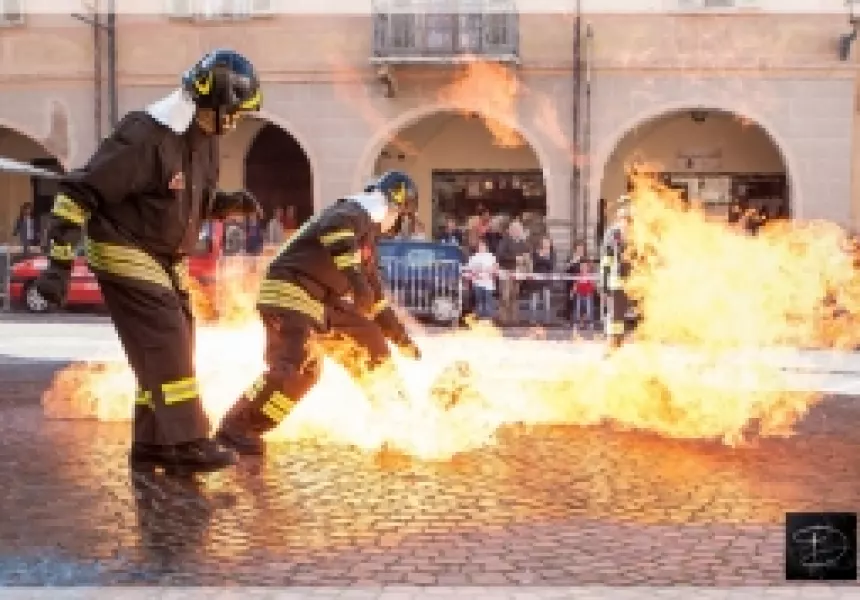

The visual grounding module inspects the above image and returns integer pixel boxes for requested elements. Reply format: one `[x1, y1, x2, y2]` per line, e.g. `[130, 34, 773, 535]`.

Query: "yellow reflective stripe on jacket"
[51, 193, 89, 226]
[319, 229, 354, 246]
[49, 241, 75, 262]
[369, 298, 388, 318]
[161, 377, 199, 405]
[260, 391, 294, 423]
[85, 239, 173, 289]
[173, 260, 191, 292]
[257, 279, 325, 324]
[333, 251, 360, 270]
[135, 389, 153, 407]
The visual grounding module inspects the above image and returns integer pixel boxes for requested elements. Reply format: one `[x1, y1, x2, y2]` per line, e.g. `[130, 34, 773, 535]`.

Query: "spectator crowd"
[387, 205, 602, 330]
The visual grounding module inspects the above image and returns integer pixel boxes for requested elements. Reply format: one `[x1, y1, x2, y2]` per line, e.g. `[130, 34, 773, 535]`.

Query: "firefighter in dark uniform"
[600, 195, 634, 349]
[215, 171, 422, 456]
[33, 49, 264, 473]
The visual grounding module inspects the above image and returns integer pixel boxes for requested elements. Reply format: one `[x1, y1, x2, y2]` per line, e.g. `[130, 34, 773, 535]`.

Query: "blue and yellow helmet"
[364, 170, 418, 213]
[182, 49, 262, 116]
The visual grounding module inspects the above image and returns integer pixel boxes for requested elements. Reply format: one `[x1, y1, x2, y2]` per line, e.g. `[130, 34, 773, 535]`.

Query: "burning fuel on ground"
[41, 166, 860, 461]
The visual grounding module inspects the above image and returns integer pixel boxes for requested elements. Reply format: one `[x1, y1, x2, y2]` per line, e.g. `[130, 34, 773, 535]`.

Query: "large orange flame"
[41, 173, 856, 460]
[437, 61, 525, 148]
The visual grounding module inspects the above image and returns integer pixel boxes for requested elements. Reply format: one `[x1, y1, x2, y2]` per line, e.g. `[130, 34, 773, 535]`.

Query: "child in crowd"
[571, 261, 596, 329]
[466, 239, 498, 319]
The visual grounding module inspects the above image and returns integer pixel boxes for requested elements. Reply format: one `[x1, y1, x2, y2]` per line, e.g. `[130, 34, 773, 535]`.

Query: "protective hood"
[345, 191, 390, 224]
[145, 88, 196, 134]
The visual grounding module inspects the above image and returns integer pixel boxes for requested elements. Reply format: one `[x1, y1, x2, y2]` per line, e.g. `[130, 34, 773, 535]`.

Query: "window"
[165, 0, 272, 21]
[374, 0, 518, 57]
[675, 0, 761, 9]
[0, 0, 24, 26]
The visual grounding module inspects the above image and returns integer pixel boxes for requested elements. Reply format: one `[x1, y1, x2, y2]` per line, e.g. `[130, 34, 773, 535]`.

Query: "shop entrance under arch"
[244, 121, 314, 226]
[599, 108, 790, 235]
[370, 110, 546, 237]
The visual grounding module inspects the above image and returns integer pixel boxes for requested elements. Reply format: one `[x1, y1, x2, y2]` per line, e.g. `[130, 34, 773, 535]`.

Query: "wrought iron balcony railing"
[371, 1, 519, 64]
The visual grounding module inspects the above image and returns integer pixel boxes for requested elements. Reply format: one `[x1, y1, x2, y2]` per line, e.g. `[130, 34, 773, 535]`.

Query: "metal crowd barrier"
[379, 257, 464, 323]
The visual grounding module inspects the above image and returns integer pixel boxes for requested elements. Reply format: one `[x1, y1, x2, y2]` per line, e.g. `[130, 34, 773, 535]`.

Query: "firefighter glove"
[396, 337, 422, 360]
[375, 306, 417, 357]
[346, 270, 374, 315]
[34, 262, 71, 308]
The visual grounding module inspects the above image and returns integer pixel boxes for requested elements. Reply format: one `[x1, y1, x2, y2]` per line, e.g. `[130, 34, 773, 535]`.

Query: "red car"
[10, 223, 224, 313]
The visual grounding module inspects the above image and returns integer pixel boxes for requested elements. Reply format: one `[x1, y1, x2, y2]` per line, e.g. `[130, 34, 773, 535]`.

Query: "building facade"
[0, 0, 858, 255]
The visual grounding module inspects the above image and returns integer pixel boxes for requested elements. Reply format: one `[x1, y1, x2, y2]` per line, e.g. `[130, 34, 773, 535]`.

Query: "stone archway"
[355, 104, 552, 237]
[244, 123, 314, 225]
[218, 115, 317, 227]
[591, 103, 800, 230]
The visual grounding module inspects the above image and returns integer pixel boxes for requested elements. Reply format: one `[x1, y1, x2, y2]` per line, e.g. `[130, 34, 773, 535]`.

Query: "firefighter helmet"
[364, 171, 418, 213]
[182, 49, 261, 132]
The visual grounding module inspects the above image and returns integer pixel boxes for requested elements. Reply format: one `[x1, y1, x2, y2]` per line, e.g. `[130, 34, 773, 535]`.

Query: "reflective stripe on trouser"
[95, 261, 209, 446]
[604, 288, 628, 337]
[222, 311, 322, 436]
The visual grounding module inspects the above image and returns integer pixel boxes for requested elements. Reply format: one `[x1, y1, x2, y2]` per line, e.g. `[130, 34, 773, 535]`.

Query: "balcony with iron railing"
[371, 0, 519, 64]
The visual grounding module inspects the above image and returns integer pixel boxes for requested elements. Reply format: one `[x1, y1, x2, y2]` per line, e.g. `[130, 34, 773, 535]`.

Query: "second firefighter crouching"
[600, 197, 635, 349]
[215, 171, 422, 456]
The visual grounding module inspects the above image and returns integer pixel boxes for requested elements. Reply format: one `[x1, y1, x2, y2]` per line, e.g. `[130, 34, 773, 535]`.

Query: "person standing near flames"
[33, 49, 264, 473]
[215, 171, 423, 456]
[600, 195, 635, 349]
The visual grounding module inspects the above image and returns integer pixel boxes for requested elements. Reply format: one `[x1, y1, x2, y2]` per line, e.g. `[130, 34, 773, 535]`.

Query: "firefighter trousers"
[604, 288, 629, 341]
[97, 274, 210, 446]
[221, 275, 395, 437]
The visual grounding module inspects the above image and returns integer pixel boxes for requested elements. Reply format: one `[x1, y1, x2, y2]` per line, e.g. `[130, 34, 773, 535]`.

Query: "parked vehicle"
[376, 239, 466, 324]
[9, 225, 223, 313]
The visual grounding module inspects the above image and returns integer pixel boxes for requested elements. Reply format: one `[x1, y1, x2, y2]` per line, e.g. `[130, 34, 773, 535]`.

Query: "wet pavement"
[0, 359, 858, 586]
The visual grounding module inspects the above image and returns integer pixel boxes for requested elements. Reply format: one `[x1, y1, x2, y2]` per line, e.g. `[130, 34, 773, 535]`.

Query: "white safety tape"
[462, 270, 600, 282]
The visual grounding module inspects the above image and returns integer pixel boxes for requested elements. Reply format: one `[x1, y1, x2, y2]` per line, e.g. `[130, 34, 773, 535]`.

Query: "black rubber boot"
[215, 397, 268, 456]
[215, 429, 265, 456]
[129, 438, 237, 474]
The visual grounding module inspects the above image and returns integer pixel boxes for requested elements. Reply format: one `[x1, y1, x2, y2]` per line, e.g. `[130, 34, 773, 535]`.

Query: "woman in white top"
[466, 239, 498, 319]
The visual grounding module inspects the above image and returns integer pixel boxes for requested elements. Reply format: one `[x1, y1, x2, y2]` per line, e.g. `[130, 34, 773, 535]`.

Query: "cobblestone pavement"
[0, 362, 858, 585]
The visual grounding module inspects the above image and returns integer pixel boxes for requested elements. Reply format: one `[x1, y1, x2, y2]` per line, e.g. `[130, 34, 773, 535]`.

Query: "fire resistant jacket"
[44, 111, 243, 289]
[264, 199, 383, 302]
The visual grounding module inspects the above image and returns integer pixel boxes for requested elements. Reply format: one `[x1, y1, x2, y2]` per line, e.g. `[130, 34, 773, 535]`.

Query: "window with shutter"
[251, 0, 272, 15]
[676, 0, 761, 10]
[0, 0, 25, 25]
[166, 0, 270, 21]
[165, 0, 194, 18]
